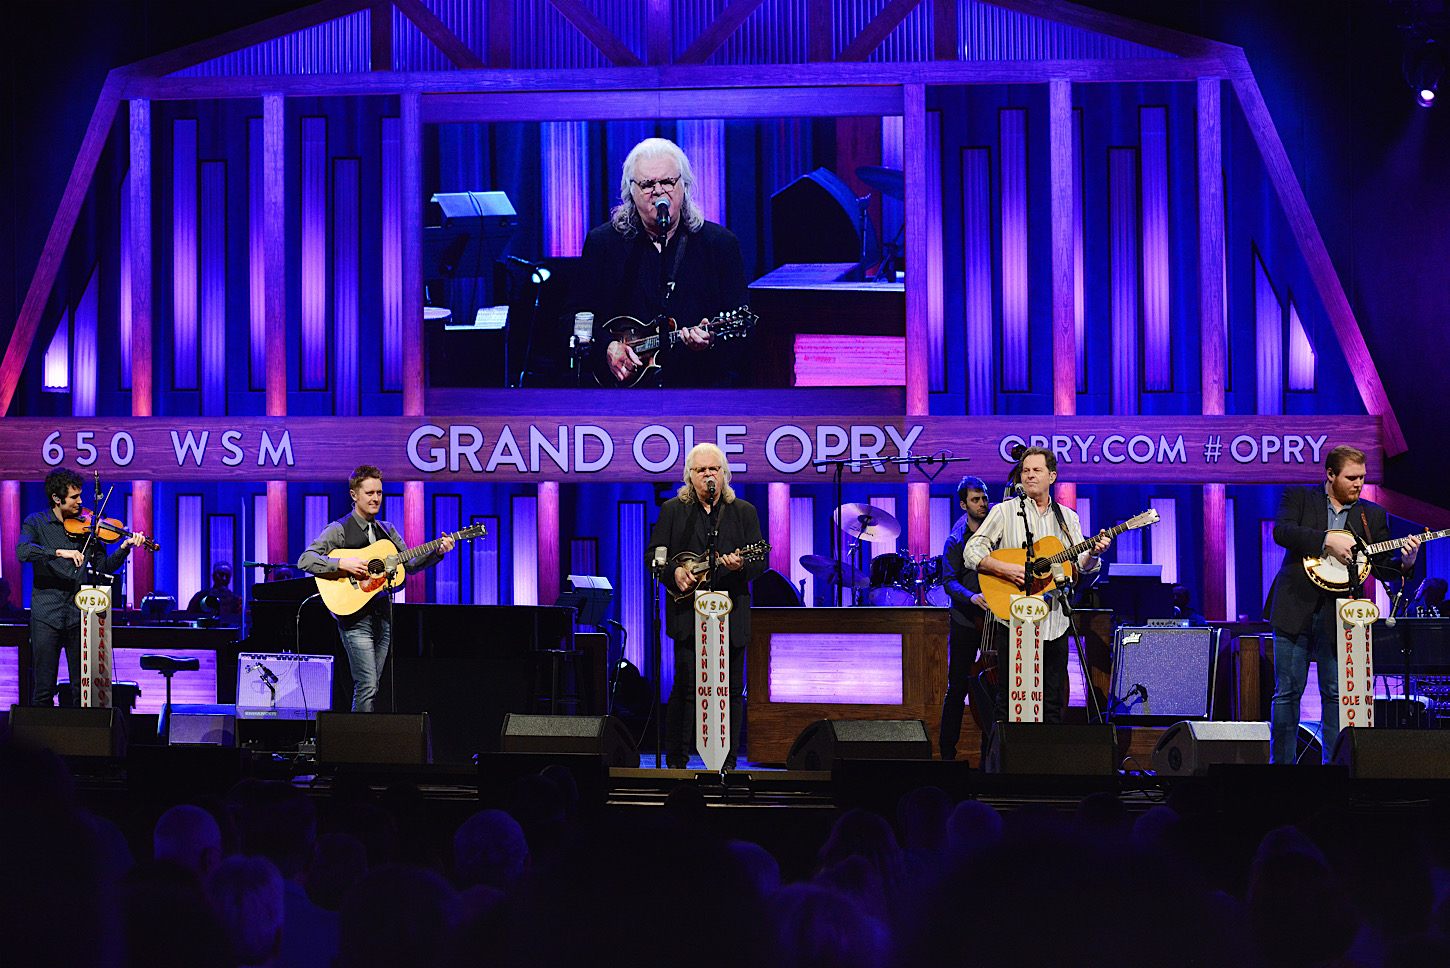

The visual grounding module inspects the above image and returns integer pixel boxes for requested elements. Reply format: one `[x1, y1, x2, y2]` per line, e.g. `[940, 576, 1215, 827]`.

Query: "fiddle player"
[16, 468, 145, 706]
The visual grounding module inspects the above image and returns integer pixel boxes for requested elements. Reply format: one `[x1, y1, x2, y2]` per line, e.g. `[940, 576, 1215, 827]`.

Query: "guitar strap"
[661, 232, 689, 312]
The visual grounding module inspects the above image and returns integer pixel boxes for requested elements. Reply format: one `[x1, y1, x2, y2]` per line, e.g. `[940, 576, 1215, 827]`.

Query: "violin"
[64, 508, 159, 551]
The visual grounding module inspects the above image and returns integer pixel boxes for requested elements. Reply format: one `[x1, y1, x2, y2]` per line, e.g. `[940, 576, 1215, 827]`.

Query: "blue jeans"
[30, 620, 81, 706]
[1271, 609, 1338, 764]
[338, 607, 391, 713]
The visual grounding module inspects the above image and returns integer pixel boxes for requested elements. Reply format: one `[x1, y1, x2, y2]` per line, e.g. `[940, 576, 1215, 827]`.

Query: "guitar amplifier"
[1109, 626, 1220, 724]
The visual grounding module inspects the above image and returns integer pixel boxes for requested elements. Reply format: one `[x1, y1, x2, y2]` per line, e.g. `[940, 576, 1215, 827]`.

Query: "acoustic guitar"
[314, 522, 487, 616]
[1301, 527, 1449, 593]
[978, 510, 1160, 621]
[594, 307, 758, 388]
[666, 541, 771, 602]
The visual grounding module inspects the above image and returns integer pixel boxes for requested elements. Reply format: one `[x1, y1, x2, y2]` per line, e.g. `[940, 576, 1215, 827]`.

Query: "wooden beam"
[123, 56, 1241, 100]
[1, 482, 19, 608]
[1198, 76, 1226, 417]
[807, 0, 832, 62]
[402, 91, 424, 415]
[536, 481, 560, 607]
[547, 0, 643, 67]
[422, 87, 905, 122]
[768, 483, 790, 576]
[371, 0, 392, 71]
[1202, 482, 1226, 621]
[393, 0, 486, 69]
[131, 480, 154, 604]
[124, 0, 371, 77]
[908, 481, 929, 559]
[267, 480, 288, 577]
[129, 97, 154, 418]
[984, 0, 1234, 59]
[837, 0, 923, 62]
[904, 83, 927, 417]
[487, 0, 511, 68]
[404, 479, 426, 603]
[1373, 487, 1450, 531]
[1048, 78, 1075, 417]
[0, 71, 124, 417]
[263, 94, 287, 417]
[646, 0, 671, 66]
[1229, 56, 1407, 455]
[932, 0, 959, 61]
[676, 0, 766, 65]
[1237, 634, 1262, 721]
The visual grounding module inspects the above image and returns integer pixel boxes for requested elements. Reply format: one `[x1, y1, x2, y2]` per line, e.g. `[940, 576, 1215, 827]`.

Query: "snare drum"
[867, 552, 917, 606]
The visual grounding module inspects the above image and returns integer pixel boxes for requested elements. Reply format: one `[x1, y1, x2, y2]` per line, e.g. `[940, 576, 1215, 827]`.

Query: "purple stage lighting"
[1406, 34, 1446, 108]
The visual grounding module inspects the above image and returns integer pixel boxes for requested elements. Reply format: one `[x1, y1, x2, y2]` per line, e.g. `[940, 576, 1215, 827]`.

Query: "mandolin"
[594, 307, 757, 388]
[666, 541, 770, 602]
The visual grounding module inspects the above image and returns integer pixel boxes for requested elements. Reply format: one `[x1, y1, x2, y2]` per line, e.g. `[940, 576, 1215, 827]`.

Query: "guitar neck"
[1364, 527, 1450, 556]
[1045, 520, 1136, 564]
[397, 529, 465, 564]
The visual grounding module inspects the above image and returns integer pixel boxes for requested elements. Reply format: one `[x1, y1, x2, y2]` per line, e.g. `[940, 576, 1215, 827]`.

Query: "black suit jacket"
[647, 495, 765, 646]
[1269, 485, 1403, 637]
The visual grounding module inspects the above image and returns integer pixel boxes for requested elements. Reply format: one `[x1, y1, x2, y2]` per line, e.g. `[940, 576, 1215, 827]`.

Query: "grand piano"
[249, 579, 581, 763]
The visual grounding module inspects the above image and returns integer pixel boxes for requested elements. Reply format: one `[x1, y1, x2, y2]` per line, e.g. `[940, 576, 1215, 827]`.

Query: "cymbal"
[798, 554, 870, 588]
[854, 165, 905, 201]
[833, 503, 902, 542]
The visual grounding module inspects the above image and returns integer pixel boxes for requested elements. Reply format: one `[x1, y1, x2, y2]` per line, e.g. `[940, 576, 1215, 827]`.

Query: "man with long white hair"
[648, 443, 766, 768]
[569, 137, 750, 388]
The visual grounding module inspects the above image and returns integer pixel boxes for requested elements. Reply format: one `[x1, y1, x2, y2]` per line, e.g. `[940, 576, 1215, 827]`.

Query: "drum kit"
[797, 503, 951, 607]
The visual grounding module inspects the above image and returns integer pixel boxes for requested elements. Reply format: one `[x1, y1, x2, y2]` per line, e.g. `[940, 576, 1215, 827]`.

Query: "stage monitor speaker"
[1331, 727, 1450, 779]
[316, 712, 431, 765]
[1151, 720, 1270, 776]
[785, 719, 931, 771]
[498, 714, 639, 767]
[169, 705, 237, 747]
[1110, 626, 1220, 723]
[7, 706, 124, 757]
[770, 168, 880, 269]
[983, 723, 1117, 775]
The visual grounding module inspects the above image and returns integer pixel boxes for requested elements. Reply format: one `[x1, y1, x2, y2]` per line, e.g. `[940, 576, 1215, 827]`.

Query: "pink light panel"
[769, 633, 904, 704]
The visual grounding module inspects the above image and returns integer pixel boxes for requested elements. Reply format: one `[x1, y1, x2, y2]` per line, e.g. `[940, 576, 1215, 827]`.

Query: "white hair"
[677, 442, 735, 504]
[153, 804, 222, 876]
[610, 137, 706, 238]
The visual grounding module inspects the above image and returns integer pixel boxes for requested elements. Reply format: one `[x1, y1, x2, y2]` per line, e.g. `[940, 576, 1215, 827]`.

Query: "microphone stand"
[810, 453, 972, 607]
[648, 518, 666, 768]
[1054, 562, 1105, 724]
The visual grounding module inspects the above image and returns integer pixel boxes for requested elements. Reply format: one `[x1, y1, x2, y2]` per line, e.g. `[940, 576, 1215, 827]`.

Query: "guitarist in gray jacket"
[647, 443, 766, 769]
[1267, 445, 1417, 763]
[298, 465, 454, 712]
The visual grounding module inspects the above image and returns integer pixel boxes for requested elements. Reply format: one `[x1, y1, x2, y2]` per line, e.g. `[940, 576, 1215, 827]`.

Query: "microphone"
[707, 477, 717, 501]
[655, 198, 671, 233]
[572, 312, 594, 347]
[1012, 483, 1027, 498]
[652, 545, 668, 578]
[256, 662, 279, 685]
[95, 469, 102, 508]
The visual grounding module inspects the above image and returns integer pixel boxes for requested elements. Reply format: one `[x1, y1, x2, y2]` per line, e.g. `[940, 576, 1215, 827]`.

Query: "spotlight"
[1406, 34, 1447, 108]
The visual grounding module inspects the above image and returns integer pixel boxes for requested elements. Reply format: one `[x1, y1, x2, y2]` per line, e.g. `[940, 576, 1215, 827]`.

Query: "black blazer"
[1269, 484, 1403, 637]
[647, 495, 765, 646]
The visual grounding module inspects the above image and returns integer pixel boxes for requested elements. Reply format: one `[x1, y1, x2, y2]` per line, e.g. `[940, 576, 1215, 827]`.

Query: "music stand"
[556, 575, 613, 628]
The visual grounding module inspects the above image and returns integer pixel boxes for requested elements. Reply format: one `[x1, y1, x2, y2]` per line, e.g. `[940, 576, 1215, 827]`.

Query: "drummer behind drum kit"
[797, 503, 953, 607]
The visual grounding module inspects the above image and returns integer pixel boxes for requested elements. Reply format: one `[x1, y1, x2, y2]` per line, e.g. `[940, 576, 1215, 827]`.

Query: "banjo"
[1301, 527, 1450, 593]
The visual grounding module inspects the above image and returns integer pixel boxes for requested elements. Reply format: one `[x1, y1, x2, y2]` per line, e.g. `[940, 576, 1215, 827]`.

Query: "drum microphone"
[655, 198, 670, 233]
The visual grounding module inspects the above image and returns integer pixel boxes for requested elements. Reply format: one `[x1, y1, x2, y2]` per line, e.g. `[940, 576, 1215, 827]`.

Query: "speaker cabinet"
[1331, 727, 1450, 779]
[8, 706, 124, 757]
[1151, 720, 1270, 776]
[498, 714, 639, 767]
[1111, 626, 1220, 723]
[316, 712, 431, 765]
[983, 723, 1118, 775]
[785, 719, 931, 771]
[168, 705, 237, 747]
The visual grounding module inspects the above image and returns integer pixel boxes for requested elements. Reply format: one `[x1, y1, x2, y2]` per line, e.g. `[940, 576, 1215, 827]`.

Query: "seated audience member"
[454, 809, 530, 893]
[154, 804, 223, 880]
[725, 840, 782, 900]
[119, 860, 230, 968]
[774, 883, 889, 968]
[235, 781, 339, 968]
[1247, 848, 1359, 968]
[207, 854, 285, 968]
[306, 832, 369, 913]
[945, 799, 1004, 856]
[336, 865, 465, 968]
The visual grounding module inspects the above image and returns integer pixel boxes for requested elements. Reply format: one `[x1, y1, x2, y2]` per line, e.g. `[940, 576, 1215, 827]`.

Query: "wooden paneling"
[677, 0, 767, 65]
[1049, 78, 1076, 417]
[1203, 482, 1227, 621]
[548, 0, 643, 67]
[747, 606, 951, 763]
[0, 71, 124, 417]
[1, 482, 19, 606]
[132, 480, 153, 603]
[837, 0, 923, 62]
[1198, 77, 1226, 417]
[263, 94, 286, 418]
[404, 479, 425, 603]
[129, 97, 154, 418]
[904, 83, 927, 416]
[401, 91, 424, 415]
[394, 0, 485, 69]
[536, 481, 560, 607]
[768, 482, 791, 575]
[124, 0, 370, 77]
[421, 87, 906, 122]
